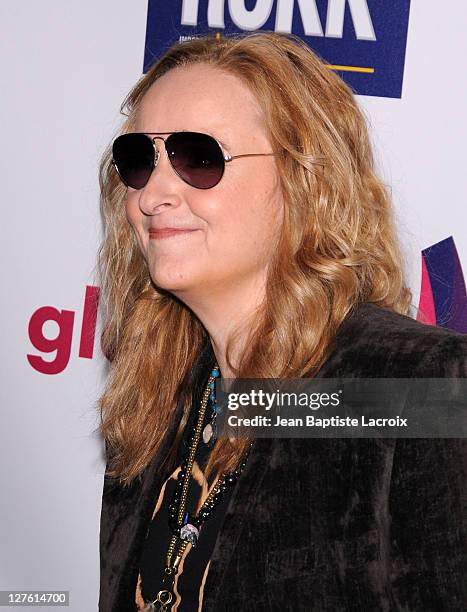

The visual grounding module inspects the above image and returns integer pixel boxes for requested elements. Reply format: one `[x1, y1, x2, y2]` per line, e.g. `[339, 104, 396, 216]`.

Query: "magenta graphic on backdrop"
[417, 237, 467, 333]
[143, 0, 411, 98]
[27, 286, 99, 374]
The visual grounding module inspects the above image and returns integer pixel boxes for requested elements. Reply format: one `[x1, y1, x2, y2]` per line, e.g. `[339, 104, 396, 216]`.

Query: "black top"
[136, 366, 233, 611]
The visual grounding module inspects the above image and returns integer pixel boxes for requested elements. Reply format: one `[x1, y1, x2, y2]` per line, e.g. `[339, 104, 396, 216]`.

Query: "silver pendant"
[202, 422, 213, 444]
[180, 523, 199, 547]
[203, 419, 218, 446]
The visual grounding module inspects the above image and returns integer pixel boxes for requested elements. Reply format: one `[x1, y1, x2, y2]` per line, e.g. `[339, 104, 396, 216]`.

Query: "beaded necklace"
[143, 364, 253, 611]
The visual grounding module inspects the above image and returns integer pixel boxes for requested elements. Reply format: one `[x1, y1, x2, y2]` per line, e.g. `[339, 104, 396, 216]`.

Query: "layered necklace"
[144, 364, 253, 611]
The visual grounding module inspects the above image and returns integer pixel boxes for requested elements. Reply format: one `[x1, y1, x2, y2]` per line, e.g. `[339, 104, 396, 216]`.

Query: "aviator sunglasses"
[112, 131, 276, 190]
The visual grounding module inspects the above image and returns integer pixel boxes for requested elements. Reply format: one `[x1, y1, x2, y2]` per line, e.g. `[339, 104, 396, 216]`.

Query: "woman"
[97, 31, 467, 611]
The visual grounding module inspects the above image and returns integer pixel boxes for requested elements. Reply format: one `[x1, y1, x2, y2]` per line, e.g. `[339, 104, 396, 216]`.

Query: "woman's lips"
[149, 228, 198, 239]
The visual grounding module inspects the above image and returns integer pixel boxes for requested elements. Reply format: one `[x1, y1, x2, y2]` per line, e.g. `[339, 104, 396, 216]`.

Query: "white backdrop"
[1, 2, 466, 610]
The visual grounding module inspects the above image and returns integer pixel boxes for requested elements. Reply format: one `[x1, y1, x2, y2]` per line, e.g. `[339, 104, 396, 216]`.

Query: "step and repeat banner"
[2, 1, 466, 609]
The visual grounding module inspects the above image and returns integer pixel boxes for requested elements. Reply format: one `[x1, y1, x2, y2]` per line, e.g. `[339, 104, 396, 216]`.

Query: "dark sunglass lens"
[112, 133, 154, 189]
[167, 132, 225, 189]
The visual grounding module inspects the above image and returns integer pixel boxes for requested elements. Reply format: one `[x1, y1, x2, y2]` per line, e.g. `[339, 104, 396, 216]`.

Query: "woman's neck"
[174, 273, 267, 378]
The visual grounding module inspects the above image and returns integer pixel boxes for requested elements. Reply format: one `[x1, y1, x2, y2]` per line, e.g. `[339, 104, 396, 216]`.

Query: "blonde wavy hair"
[96, 31, 413, 486]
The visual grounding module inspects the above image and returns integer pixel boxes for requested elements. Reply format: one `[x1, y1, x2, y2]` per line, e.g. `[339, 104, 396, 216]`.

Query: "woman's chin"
[150, 271, 198, 295]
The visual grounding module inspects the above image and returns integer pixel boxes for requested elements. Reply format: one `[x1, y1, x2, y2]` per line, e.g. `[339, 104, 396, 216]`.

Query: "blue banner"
[143, 0, 411, 98]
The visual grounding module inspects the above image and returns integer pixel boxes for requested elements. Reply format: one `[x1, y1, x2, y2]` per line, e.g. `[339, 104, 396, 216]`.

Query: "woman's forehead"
[134, 65, 265, 140]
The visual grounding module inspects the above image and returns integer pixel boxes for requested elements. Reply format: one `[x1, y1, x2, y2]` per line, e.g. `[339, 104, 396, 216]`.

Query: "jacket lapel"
[200, 436, 273, 611]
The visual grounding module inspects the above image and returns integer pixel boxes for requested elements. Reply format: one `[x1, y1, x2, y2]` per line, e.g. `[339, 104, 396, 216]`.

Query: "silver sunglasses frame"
[112, 131, 276, 189]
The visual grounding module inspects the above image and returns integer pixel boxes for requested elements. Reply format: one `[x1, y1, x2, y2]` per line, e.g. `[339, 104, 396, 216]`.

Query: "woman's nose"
[137, 141, 182, 215]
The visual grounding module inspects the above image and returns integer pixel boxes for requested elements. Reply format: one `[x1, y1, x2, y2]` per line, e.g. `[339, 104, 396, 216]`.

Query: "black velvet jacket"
[99, 302, 467, 611]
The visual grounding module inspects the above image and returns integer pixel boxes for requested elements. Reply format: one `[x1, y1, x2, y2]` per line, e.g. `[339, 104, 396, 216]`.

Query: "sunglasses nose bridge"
[150, 135, 166, 169]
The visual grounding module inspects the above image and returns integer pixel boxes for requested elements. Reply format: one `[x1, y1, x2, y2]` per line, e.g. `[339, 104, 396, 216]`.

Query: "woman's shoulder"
[342, 301, 467, 342]
[323, 302, 467, 378]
